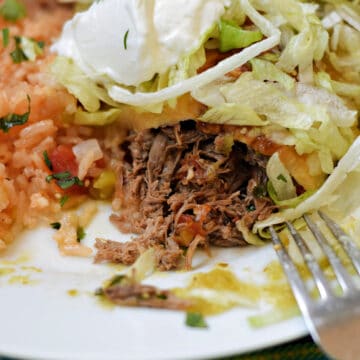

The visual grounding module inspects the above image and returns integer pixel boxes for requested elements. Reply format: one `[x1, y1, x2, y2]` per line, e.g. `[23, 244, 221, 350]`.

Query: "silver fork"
[269, 211, 360, 360]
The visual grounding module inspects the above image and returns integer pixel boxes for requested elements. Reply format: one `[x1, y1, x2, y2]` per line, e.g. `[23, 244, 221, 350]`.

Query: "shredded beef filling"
[102, 283, 191, 310]
[95, 121, 275, 270]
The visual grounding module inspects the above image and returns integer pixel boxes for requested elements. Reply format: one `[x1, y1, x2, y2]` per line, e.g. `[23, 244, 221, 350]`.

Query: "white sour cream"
[52, 0, 229, 87]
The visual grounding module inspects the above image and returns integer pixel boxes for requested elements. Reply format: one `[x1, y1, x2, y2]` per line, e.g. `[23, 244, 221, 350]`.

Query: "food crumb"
[21, 266, 42, 273]
[67, 289, 79, 297]
[0, 267, 15, 276]
[0, 254, 30, 265]
[185, 312, 208, 328]
[216, 262, 229, 268]
[8, 275, 32, 285]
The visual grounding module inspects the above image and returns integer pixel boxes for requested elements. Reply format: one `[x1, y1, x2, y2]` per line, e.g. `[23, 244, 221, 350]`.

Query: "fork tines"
[270, 211, 360, 299]
[270, 211, 360, 360]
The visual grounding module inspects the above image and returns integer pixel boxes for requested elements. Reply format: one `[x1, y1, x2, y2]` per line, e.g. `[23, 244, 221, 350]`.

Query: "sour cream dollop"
[52, 0, 229, 87]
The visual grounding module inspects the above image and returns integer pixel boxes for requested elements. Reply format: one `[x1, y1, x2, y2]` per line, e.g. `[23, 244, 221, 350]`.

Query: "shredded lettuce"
[336, 2, 360, 32]
[266, 152, 297, 201]
[168, 41, 207, 87]
[267, 182, 315, 209]
[105, 248, 156, 286]
[315, 71, 360, 106]
[219, 73, 322, 130]
[218, 19, 263, 52]
[295, 83, 357, 128]
[328, 21, 360, 84]
[52, 56, 119, 112]
[72, 108, 122, 126]
[199, 103, 268, 126]
[194, 71, 358, 174]
[236, 220, 267, 246]
[274, 0, 329, 82]
[128, 248, 156, 283]
[254, 135, 360, 230]
[250, 58, 295, 90]
[222, 0, 246, 25]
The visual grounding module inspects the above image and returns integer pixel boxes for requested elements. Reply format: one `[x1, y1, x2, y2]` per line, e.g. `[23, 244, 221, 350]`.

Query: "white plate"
[0, 203, 307, 360]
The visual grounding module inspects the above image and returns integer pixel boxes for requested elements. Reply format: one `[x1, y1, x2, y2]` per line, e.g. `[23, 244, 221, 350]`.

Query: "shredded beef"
[97, 272, 191, 310]
[103, 283, 191, 310]
[95, 121, 276, 270]
[95, 238, 140, 265]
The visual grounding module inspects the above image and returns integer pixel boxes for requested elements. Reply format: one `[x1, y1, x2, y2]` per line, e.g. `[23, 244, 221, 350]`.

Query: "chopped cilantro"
[185, 312, 208, 329]
[76, 227, 86, 242]
[2, 28, 9, 47]
[37, 40, 44, 49]
[57, 176, 83, 190]
[46, 171, 69, 183]
[276, 174, 287, 183]
[10, 35, 44, 63]
[59, 195, 69, 207]
[123, 29, 129, 50]
[0, 95, 30, 132]
[0, 0, 26, 22]
[107, 274, 127, 287]
[50, 222, 61, 230]
[43, 150, 53, 171]
[46, 171, 83, 190]
[10, 35, 27, 63]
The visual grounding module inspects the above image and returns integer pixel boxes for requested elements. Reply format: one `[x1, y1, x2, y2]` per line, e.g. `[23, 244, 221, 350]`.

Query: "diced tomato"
[178, 214, 200, 232]
[49, 145, 86, 195]
[50, 145, 78, 175]
[95, 157, 106, 168]
[178, 207, 210, 237]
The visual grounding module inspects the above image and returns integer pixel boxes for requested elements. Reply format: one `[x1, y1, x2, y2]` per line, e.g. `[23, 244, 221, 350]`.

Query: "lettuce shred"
[255, 136, 360, 230]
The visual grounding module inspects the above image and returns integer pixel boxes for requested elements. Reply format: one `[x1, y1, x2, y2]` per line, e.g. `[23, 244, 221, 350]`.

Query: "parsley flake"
[0, 0, 26, 22]
[185, 312, 208, 329]
[46, 171, 83, 190]
[59, 195, 69, 207]
[76, 227, 86, 242]
[10, 35, 44, 64]
[50, 222, 61, 230]
[107, 274, 127, 287]
[276, 174, 287, 183]
[123, 29, 129, 50]
[10, 35, 27, 63]
[46, 171, 71, 183]
[2, 27, 9, 47]
[0, 95, 30, 132]
[57, 177, 83, 190]
[43, 150, 53, 171]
